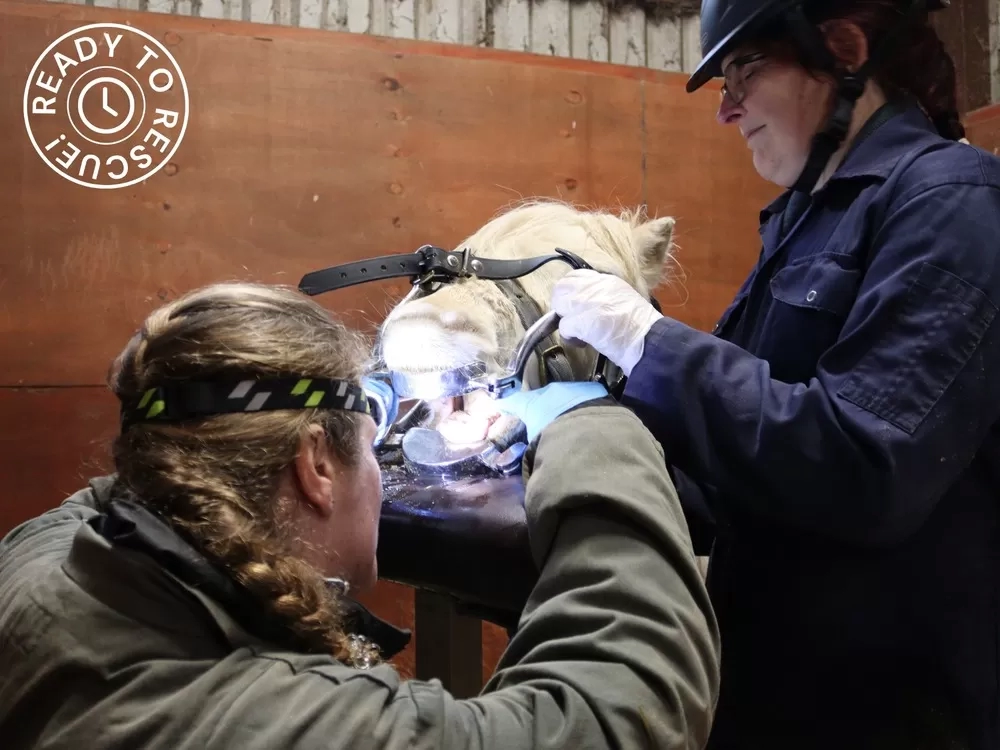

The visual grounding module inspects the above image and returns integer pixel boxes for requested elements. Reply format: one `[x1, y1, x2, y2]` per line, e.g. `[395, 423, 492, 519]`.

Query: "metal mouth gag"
[401, 425, 529, 479]
[464, 309, 563, 399]
[383, 314, 562, 478]
[367, 311, 605, 479]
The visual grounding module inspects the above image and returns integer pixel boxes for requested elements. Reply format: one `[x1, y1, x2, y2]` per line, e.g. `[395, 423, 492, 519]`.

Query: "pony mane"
[453, 198, 661, 313]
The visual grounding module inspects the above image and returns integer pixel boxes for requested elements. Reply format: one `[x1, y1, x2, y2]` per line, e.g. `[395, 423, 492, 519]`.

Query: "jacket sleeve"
[621, 180, 1000, 547]
[201, 404, 720, 750]
[670, 466, 717, 556]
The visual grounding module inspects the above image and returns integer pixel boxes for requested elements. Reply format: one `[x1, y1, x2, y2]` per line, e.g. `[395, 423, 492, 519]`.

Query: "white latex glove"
[550, 269, 663, 377]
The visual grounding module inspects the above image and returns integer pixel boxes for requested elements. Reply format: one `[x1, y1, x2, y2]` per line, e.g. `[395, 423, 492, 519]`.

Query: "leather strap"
[299, 245, 594, 296]
[495, 279, 575, 388]
[300, 252, 426, 295]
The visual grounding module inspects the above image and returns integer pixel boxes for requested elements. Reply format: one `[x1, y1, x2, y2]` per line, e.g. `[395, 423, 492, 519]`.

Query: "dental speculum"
[364, 315, 561, 478]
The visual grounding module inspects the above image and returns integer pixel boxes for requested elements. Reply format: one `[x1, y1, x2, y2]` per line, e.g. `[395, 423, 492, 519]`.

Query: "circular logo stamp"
[23, 22, 189, 190]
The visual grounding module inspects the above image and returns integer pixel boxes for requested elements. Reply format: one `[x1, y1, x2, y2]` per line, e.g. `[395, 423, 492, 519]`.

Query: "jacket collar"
[80, 480, 411, 660]
[759, 99, 940, 227]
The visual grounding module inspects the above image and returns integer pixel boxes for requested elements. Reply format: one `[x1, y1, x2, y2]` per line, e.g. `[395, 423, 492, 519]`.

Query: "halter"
[298, 244, 655, 476]
[298, 244, 626, 398]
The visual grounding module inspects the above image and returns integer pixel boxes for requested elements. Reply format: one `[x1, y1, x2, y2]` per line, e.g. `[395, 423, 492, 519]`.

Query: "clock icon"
[101, 86, 117, 117]
[77, 76, 136, 137]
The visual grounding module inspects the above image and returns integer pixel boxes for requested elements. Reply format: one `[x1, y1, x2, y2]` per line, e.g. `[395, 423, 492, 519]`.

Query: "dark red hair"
[752, 0, 964, 140]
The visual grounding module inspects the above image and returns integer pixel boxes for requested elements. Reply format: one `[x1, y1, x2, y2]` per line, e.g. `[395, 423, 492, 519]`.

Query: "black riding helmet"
[686, 0, 951, 192]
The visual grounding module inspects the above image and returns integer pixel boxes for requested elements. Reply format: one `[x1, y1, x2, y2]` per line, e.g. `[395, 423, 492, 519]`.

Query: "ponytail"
[808, 0, 966, 141]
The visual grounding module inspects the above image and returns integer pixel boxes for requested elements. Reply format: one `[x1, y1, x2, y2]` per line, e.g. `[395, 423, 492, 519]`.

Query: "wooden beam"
[932, 0, 992, 115]
[414, 590, 484, 698]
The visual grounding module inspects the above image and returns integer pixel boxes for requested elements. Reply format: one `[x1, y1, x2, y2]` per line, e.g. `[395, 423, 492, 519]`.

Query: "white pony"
[377, 199, 677, 442]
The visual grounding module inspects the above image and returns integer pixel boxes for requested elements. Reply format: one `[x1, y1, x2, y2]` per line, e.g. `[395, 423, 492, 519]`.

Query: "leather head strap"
[299, 245, 593, 296]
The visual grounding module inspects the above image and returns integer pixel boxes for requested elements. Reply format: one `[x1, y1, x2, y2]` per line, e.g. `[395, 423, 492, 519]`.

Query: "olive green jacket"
[0, 404, 721, 749]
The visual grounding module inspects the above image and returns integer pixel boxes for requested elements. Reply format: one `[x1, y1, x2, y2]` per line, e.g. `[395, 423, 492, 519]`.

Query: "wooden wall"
[966, 101, 1000, 149]
[0, 0, 778, 684]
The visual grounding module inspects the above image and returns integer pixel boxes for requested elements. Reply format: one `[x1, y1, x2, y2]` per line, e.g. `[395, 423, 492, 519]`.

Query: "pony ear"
[632, 216, 676, 290]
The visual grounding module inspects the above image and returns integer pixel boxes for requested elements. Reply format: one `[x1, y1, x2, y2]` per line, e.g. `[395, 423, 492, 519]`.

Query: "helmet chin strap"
[783, 0, 931, 194]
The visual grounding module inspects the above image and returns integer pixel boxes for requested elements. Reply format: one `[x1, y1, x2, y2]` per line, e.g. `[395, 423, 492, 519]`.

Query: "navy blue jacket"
[622, 102, 1000, 750]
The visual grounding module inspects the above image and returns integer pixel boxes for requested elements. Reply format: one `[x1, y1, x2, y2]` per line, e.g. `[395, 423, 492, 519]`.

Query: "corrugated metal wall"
[992, 0, 1000, 103]
[55, 0, 705, 74]
[48, 0, 1000, 101]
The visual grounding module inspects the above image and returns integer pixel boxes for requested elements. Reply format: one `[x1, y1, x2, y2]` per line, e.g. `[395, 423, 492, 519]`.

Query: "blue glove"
[496, 381, 610, 443]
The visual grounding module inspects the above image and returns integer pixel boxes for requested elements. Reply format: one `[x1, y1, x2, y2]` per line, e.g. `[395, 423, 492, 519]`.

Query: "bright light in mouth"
[425, 391, 516, 446]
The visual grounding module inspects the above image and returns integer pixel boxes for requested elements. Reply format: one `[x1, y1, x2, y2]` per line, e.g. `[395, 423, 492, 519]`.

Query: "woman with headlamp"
[0, 281, 720, 749]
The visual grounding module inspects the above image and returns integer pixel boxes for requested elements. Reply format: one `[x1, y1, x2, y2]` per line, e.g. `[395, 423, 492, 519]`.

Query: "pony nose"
[395, 300, 473, 331]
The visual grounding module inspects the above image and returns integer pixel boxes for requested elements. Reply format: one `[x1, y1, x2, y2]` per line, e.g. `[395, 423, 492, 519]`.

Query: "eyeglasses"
[720, 52, 767, 105]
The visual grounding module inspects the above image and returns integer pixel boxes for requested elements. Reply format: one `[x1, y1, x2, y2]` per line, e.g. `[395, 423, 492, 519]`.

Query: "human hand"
[496, 380, 609, 443]
[550, 269, 662, 377]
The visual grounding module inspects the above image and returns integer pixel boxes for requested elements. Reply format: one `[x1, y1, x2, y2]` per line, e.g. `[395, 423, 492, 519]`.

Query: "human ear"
[820, 19, 870, 72]
[293, 423, 338, 518]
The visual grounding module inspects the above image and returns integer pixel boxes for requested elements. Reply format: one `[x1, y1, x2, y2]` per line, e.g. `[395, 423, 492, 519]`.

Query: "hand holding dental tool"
[549, 269, 664, 377]
[495, 381, 610, 443]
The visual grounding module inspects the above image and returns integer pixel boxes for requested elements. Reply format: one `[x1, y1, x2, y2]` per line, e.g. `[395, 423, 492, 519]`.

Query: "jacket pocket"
[838, 262, 998, 435]
[759, 254, 862, 382]
[769, 253, 861, 318]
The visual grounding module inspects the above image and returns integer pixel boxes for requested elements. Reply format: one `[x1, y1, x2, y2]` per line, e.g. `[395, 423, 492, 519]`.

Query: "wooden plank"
[371, 0, 415, 39]
[646, 14, 682, 72]
[415, 0, 459, 43]
[931, 0, 991, 115]
[965, 100, 1000, 152]
[530, 0, 570, 57]
[413, 0, 462, 44]
[2, 0, 644, 387]
[414, 589, 483, 697]
[0, 387, 120, 534]
[609, 5, 645, 66]
[990, 0, 998, 104]
[314, 0, 370, 33]
[491, 0, 530, 51]
[198, 0, 242, 21]
[643, 75, 782, 333]
[458, 0, 488, 47]
[569, 0, 608, 62]
[679, 13, 700, 73]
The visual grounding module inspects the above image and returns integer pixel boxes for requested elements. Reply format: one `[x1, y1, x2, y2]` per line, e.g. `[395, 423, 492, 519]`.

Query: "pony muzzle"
[388, 361, 490, 401]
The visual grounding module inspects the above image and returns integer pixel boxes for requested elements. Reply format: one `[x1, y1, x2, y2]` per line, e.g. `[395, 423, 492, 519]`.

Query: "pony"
[376, 199, 678, 444]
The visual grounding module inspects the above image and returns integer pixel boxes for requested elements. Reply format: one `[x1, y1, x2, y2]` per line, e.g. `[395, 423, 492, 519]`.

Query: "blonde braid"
[108, 282, 378, 666]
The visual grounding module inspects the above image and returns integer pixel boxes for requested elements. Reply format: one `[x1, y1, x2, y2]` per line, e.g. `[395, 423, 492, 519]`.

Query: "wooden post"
[931, 0, 992, 115]
[413, 590, 485, 698]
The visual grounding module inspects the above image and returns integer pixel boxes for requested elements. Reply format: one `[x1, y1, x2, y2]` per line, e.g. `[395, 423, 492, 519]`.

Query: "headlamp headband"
[120, 376, 372, 431]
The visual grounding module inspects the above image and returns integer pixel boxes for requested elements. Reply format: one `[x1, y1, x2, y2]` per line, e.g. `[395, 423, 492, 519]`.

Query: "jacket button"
[806, 289, 818, 302]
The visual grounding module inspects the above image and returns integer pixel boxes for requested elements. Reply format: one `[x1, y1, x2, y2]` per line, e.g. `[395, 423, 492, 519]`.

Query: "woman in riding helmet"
[548, 0, 1000, 747]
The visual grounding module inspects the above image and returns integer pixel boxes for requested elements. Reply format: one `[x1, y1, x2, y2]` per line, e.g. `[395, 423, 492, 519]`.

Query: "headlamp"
[361, 374, 399, 449]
